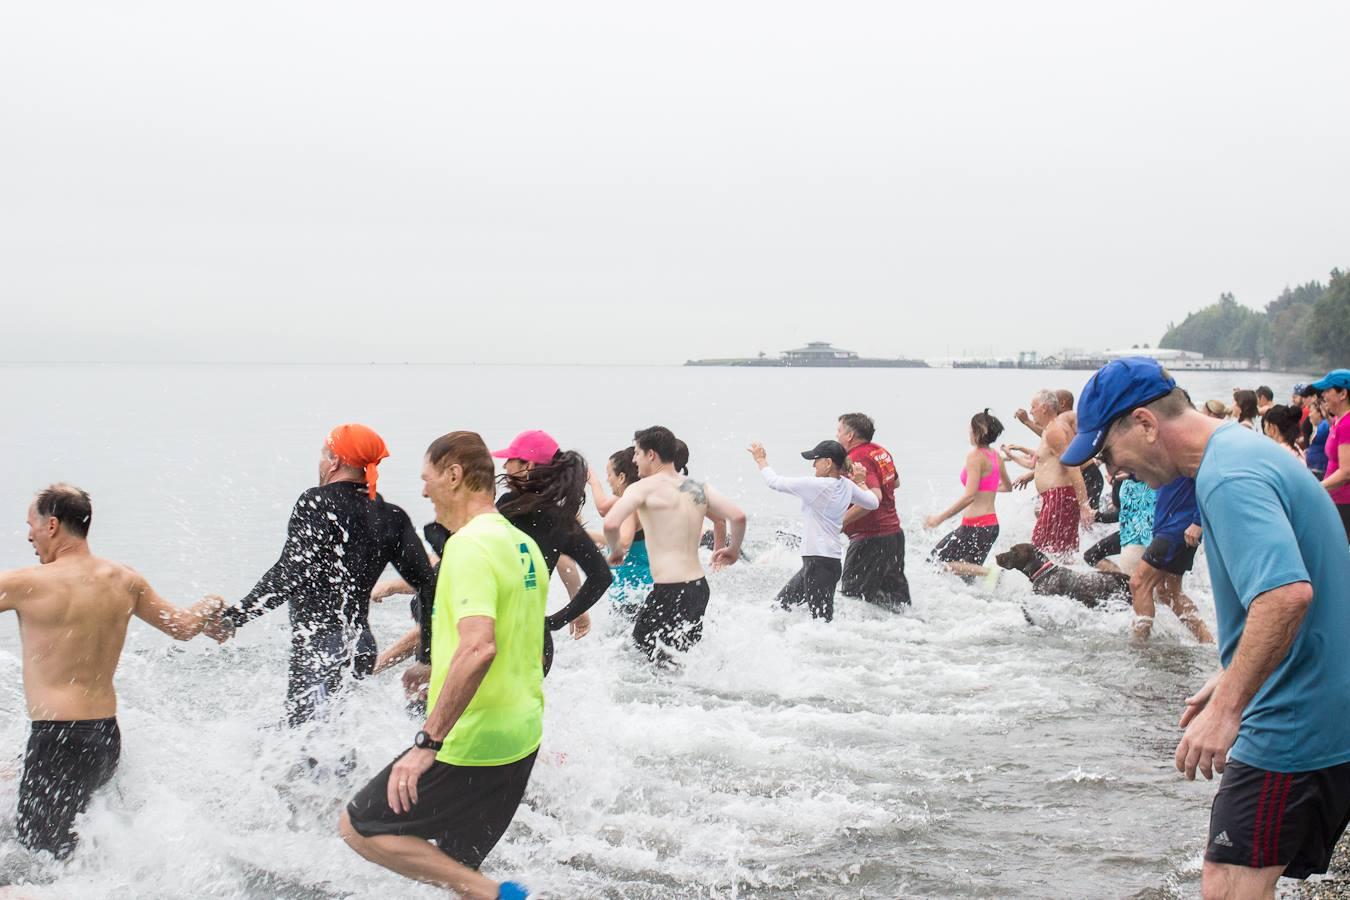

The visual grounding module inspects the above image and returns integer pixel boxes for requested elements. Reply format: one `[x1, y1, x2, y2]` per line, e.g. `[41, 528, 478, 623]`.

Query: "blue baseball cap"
[1310, 369, 1350, 392]
[1061, 357, 1178, 466]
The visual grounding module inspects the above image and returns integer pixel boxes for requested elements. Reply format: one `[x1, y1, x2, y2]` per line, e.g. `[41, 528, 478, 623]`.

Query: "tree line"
[1158, 268, 1349, 371]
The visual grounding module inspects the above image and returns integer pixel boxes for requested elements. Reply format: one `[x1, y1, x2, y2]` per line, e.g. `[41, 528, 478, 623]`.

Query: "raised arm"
[588, 468, 621, 516]
[130, 572, 222, 641]
[842, 461, 882, 528]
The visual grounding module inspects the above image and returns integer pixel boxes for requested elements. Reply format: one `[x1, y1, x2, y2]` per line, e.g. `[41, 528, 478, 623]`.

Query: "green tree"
[1307, 269, 1350, 364]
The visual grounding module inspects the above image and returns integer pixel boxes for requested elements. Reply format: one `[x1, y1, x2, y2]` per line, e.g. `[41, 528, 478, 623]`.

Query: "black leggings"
[776, 556, 843, 622]
[1083, 531, 1121, 567]
[1339, 504, 1350, 544]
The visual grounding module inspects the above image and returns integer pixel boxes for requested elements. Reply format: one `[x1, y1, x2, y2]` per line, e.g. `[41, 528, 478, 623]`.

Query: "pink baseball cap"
[492, 430, 559, 465]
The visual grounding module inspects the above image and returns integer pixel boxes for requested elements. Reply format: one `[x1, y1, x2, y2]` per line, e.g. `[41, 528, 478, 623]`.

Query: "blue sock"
[498, 881, 529, 900]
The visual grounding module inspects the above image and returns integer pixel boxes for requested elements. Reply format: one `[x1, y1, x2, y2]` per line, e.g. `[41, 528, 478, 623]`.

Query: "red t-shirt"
[844, 442, 901, 539]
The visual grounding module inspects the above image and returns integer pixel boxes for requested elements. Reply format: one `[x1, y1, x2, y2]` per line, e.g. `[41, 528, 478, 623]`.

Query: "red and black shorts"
[1206, 759, 1350, 879]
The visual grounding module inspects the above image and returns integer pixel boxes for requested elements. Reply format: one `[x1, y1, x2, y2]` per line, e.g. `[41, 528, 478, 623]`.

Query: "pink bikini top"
[960, 448, 1001, 492]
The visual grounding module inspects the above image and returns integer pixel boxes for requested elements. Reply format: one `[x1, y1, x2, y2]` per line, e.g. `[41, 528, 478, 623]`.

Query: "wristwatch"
[413, 730, 443, 751]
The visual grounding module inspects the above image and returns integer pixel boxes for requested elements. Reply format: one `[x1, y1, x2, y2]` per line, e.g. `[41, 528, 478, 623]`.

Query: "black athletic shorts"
[1337, 504, 1350, 544]
[346, 749, 538, 870]
[633, 578, 711, 659]
[1141, 532, 1198, 575]
[1206, 759, 1350, 878]
[841, 531, 911, 609]
[930, 524, 1000, 566]
[776, 555, 842, 622]
[18, 717, 121, 859]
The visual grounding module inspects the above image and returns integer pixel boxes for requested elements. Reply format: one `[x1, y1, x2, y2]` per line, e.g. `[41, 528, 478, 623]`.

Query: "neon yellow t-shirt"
[429, 512, 547, 766]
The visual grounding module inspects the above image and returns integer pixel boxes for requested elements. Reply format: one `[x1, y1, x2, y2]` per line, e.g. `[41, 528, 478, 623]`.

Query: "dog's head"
[994, 543, 1048, 576]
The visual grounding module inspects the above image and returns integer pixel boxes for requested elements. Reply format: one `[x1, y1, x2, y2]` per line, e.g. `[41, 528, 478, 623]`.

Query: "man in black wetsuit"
[209, 424, 435, 727]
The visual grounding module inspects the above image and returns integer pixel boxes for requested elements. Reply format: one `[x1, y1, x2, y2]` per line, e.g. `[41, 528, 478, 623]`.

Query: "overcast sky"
[2, 1, 1347, 365]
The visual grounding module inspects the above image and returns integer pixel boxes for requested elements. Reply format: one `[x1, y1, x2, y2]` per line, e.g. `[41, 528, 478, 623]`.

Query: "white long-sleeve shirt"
[760, 467, 880, 559]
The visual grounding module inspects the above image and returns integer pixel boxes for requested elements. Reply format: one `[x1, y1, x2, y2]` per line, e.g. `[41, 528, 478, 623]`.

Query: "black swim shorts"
[346, 749, 538, 870]
[18, 717, 121, 858]
[1141, 533, 1198, 576]
[632, 578, 711, 658]
[1206, 759, 1350, 878]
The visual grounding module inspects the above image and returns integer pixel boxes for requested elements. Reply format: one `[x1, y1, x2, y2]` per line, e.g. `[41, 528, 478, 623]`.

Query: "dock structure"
[686, 341, 928, 368]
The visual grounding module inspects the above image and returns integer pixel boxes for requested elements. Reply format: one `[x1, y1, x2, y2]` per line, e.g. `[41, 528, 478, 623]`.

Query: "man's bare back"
[5, 485, 219, 859]
[628, 472, 717, 583]
[1, 556, 214, 721]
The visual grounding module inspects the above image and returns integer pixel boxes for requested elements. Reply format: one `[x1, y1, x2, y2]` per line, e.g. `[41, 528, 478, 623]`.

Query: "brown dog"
[995, 543, 1129, 609]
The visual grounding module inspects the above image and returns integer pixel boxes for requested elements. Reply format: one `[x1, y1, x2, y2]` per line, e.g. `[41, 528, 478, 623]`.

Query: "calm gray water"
[0, 364, 1312, 898]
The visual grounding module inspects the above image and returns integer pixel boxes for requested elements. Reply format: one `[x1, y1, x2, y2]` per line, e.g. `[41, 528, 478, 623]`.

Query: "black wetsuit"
[413, 496, 612, 675]
[222, 481, 435, 727]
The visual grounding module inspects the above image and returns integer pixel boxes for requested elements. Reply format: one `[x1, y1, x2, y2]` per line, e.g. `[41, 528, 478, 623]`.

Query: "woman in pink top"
[926, 410, 1012, 575]
[1312, 369, 1350, 541]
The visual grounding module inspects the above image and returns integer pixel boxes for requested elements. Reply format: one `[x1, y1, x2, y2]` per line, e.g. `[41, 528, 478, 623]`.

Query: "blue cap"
[498, 881, 529, 900]
[1310, 369, 1350, 392]
[1293, 383, 1308, 394]
[1061, 357, 1177, 466]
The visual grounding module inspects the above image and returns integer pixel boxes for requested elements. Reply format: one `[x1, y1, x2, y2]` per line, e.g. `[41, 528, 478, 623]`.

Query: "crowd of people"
[4, 363, 1350, 897]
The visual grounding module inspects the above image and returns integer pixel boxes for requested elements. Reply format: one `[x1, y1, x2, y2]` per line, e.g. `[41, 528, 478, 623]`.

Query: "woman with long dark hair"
[587, 447, 653, 611]
[925, 409, 1011, 576]
[1231, 389, 1260, 429]
[493, 431, 613, 671]
[1262, 405, 1304, 459]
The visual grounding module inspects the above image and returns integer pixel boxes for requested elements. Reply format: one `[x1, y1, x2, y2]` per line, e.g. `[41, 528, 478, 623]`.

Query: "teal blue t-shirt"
[1197, 422, 1350, 772]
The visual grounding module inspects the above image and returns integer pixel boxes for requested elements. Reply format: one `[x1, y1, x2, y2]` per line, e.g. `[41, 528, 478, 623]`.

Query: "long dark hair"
[971, 409, 1004, 447]
[673, 439, 690, 476]
[497, 449, 589, 518]
[1263, 405, 1302, 448]
[1232, 389, 1259, 423]
[609, 447, 640, 487]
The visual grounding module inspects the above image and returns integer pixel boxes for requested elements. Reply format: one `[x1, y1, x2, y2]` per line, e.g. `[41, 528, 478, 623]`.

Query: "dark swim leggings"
[1083, 531, 1121, 567]
[776, 556, 842, 621]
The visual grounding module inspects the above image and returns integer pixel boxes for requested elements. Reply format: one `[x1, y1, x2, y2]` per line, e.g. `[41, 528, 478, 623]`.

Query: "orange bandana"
[327, 424, 390, 499]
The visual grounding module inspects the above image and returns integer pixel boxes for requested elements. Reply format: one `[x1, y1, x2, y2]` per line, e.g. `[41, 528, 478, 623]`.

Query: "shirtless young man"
[0, 484, 221, 858]
[602, 427, 747, 660]
[1004, 391, 1093, 555]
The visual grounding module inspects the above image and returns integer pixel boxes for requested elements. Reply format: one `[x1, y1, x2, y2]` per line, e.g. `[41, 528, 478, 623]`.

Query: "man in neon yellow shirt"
[340, 431, 543, 900]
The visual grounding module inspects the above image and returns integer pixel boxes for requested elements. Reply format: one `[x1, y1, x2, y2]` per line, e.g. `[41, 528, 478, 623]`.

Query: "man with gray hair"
[0, 484, 222, 858]
[1004, 390, 1093, 554]
[1063, 357, 1350, 894]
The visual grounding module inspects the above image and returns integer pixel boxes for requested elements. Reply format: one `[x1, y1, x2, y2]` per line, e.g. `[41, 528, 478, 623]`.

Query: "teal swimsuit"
[610, 530, 653, 607]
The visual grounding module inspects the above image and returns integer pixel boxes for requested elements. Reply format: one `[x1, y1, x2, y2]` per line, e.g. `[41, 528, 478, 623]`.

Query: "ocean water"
[0, 364, 1314, 898]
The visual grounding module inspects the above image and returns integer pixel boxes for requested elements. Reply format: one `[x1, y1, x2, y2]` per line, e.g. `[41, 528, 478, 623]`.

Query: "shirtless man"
[0, 484, 221, 858]
[1013, 389, 1104, 509]
[1004, 390, 1093, 555]
[602, 426, 747, 660]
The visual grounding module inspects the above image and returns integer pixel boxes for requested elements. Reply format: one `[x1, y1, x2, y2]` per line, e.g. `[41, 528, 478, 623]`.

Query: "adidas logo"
[1213, 831, 1233, 848]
